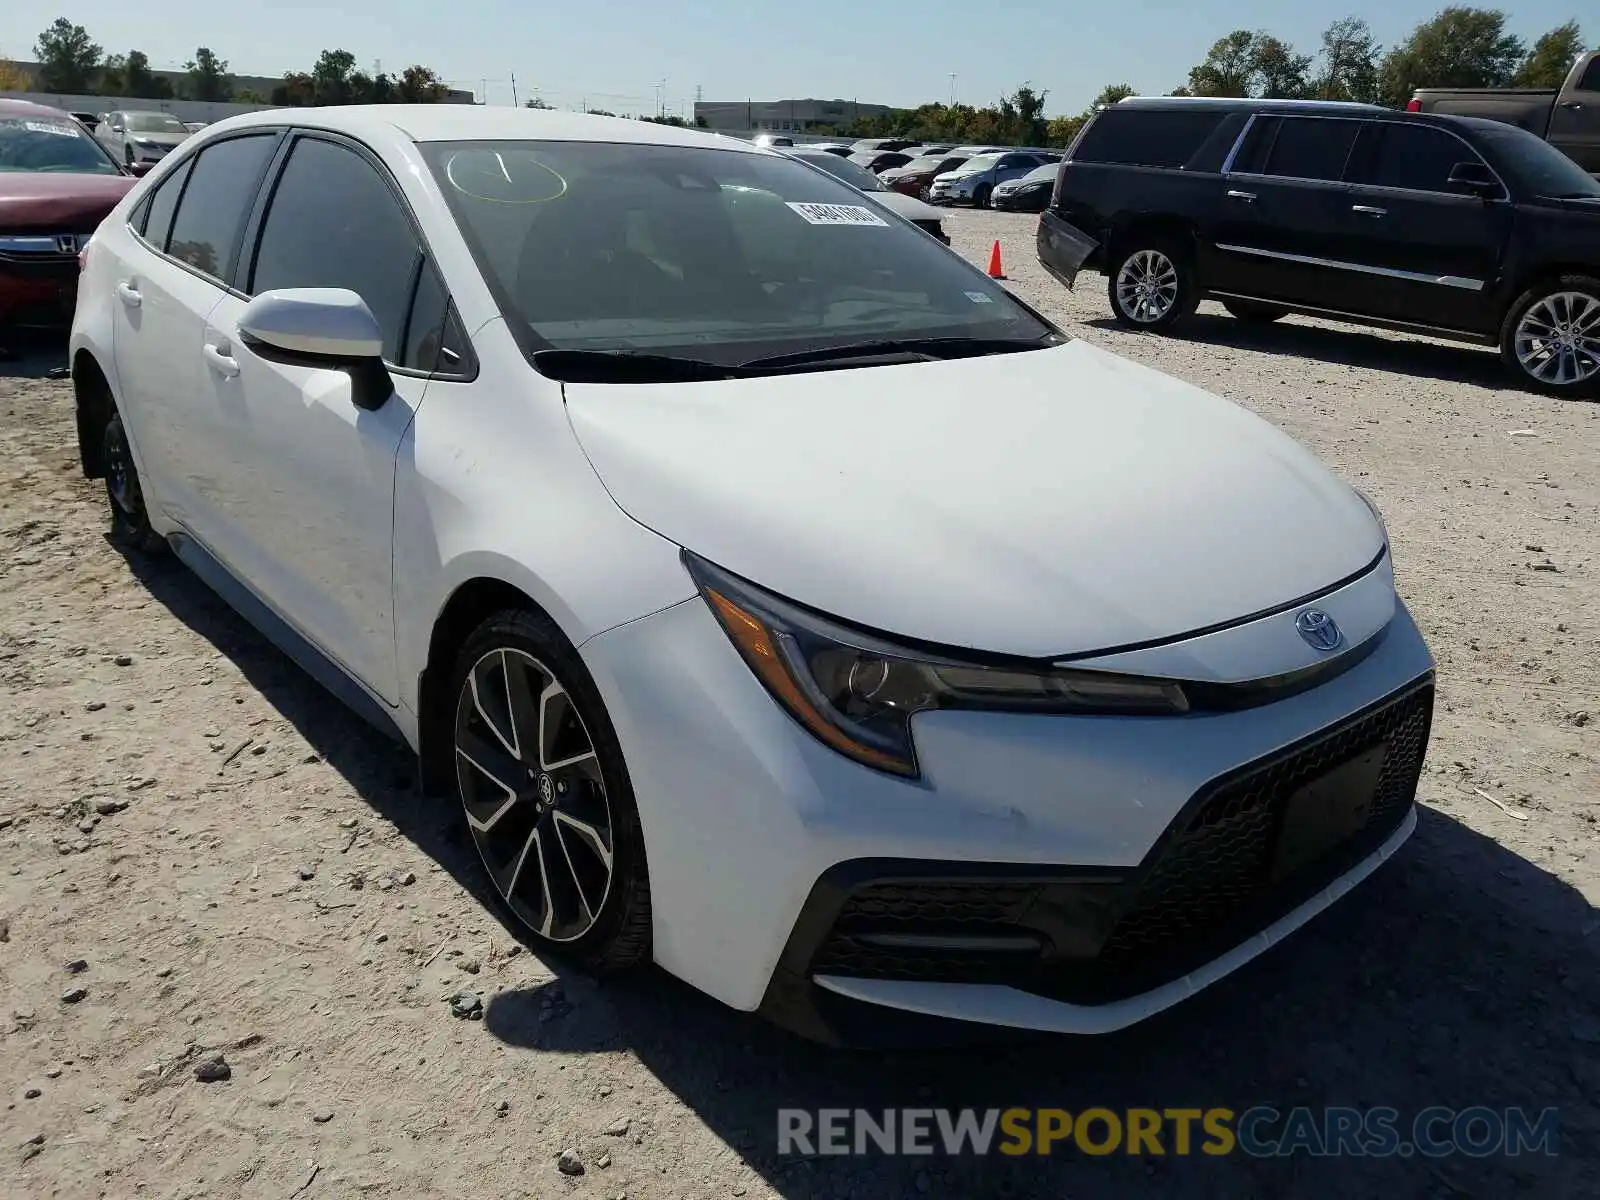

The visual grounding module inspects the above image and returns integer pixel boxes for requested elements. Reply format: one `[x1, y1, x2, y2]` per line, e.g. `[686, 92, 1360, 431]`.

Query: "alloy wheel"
[104, 419, 136, 516]
[1115, 250, 1180, 324]
[1514, 291, 1600, 388]
[454, 647, 614, 943]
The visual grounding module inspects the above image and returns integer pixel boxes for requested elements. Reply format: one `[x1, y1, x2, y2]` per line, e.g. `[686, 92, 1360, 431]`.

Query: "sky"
[0, 1, 1588, 115]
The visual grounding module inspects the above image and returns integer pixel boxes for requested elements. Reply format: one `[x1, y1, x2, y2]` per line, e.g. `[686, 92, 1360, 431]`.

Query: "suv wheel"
[449, 608, 652, 973]
[1223, 299, 1288, 324]
[972, 183, 991, 209]
[1107, 242, 1199, 332]
[1500, 277, 1600, 399]
[102, 413, 165, 554]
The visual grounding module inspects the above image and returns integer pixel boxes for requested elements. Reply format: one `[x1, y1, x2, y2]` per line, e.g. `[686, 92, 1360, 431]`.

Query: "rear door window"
[164, 134, 278, 283]
[136, 156, 193, 251]
[1258, 117, 1361, 182]
[1071, 108, 1230, 169]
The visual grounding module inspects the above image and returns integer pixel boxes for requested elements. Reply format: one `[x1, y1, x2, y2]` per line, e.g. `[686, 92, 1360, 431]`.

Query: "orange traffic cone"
[986, 240, 1005, 279]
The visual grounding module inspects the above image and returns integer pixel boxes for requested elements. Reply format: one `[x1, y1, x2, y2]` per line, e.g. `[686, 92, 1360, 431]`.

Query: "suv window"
[1578, 56, 1600, 93]
[1352, 123, 1485, 193]
[137, 156, 193, 250]
[997, 154, 1035, 169]
[1259, 117, 1361, 181]
[1072, 108, 1229, 169]
[249, 136, 423, 364]
[165, 134, 278, 282]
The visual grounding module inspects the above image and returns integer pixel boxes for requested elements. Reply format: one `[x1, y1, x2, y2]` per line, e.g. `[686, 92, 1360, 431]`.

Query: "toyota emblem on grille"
[1295, 608, 1343, 651]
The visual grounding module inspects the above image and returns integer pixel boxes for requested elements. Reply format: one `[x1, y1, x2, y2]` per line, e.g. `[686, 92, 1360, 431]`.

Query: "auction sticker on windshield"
[20, 120, 80, 137]
[786, 202, 889, 227]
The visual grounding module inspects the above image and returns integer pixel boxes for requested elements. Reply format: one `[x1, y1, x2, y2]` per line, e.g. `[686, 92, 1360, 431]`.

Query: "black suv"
[1037, 97, 1600, 397]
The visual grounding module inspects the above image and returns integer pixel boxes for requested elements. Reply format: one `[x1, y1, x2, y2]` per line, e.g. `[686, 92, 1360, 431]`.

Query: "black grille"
[805, 682, 1433, 1003]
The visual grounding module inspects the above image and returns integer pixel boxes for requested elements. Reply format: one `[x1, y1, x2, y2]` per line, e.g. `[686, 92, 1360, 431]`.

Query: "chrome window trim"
[1213, 243, 1485, 291]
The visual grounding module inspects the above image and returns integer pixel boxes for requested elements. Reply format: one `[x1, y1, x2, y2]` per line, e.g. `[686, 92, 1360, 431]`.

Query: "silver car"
[94, 110, 190, 167]
[929, 150, 1059, 208]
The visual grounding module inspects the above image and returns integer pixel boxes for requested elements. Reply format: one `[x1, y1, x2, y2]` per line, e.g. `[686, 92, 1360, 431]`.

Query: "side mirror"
[237, 288, 393, 411]
[127, 161, 154, 176]
[1447, 160, 1501, 198]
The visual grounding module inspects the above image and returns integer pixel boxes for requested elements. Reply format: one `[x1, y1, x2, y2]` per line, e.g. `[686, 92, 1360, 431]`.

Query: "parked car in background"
[880, 153, 971, 198]
[848, 149, 915, 175]
[95, 110, 191, 167]
[70, 112, 101, 132]
[1409, 48, 1600, 176]
[784, 146, 950, 242]
[850, 137, 921, 153]
[754, 134, 794, 148]
[1038, 96, 1600, 397]
[0, 100, 138, 342]
[806, 143, 855, 157]
[71, 106, 1433, 1046]
[930, 150, 1058, 207]
[991, 161, 1059, 211]
[183, 121, 209, 135]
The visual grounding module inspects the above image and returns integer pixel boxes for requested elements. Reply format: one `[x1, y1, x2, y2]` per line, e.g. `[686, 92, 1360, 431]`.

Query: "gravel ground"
[1, 208, 1596, 1199]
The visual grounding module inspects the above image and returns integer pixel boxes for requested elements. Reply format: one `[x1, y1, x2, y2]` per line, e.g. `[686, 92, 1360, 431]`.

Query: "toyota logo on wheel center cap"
[536, 773, 555, 805]
[1295, 608, 1343, 652]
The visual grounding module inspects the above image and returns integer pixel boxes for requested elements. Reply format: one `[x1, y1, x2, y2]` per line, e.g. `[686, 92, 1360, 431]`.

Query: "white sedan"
[69, 106, 1434, 1044]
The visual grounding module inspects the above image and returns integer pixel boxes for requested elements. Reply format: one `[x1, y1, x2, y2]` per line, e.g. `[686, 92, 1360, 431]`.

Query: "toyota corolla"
[69, 107, 1434, 1044]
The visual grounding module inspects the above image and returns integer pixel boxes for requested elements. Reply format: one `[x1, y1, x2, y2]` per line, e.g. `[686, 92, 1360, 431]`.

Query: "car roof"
[1116, 96, 1386, 115]
[205, 104, 768, 151]
[0, 98, 73, 118]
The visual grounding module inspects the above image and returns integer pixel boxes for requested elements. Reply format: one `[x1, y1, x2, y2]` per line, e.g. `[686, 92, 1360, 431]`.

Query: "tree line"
[822, 8, 1588, 147]
[2, 17, 450, 105]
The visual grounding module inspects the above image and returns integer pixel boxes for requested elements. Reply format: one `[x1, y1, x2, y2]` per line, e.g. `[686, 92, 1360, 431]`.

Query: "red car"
[1, 99, 141, 345]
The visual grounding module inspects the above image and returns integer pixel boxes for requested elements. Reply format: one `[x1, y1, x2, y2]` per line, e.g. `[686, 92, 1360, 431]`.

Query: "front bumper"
[0, 251, 80, 328]
[580, 577, 1435, 1042]
[993, 187, 1050, 212]
[130, 143, 171, 163]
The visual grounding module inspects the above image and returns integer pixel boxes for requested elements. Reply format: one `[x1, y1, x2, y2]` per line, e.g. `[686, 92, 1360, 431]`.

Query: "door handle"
[115, 280, 141, 308]
[203, 344, 240, 378]
[1351, 205, 1388, 216]
[1226, 189, 1256, 203]
[1559, 101, 1582, 110]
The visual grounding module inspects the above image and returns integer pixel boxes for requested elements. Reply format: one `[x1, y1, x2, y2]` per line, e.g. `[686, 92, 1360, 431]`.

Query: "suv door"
[110, 132, 280, 534]
[201, 131, 462, 703]
[1338, 121, 1512, 334]
[1547, 54, 1600, 173]
[993, 153, 1040, 186]
[1211, 114, 1364, 307]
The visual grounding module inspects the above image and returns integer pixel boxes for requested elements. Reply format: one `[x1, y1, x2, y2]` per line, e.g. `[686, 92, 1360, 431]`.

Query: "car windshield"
[792, 152, 887, 192]
[125, 113, 186, 133]
[907, 154, 966, 172]
[954, 154, 999, 174]
[1019, 163, 1058, 184]
[423, 139, 1052, 364]
[1472, 123, 1600, 198]
[0, 114, 121, 174]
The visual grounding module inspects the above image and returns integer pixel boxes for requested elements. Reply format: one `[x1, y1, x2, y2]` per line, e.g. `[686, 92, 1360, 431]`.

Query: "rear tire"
[1498, 275, 1600, 399]
[448, 607, 652, 974]
[1106, 240, 1200, 332]
[102, 414, 165, 555]
[1223, 299, 1288, 324]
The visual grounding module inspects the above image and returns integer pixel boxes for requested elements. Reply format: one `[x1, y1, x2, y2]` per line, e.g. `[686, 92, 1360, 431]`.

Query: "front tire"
[1107, 241, 1200, 332]
[1223, 299, 1288, 324]
[102, 413, 165, 554]
[972, 183, 992, 209]
[449, 608, 651, 973]
[1499, 276, 1600, 399]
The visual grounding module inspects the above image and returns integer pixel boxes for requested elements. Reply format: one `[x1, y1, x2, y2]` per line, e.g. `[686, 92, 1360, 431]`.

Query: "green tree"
[1090, 83, 1137, 107]
[1316, 16, 1382, 101]
[0, 55, 33, 91]
[310, 48, 357, 105]
[1252, 35, 1313, 98]
[1378, 7, 1525, 107]
[1513, 20, 1585, 88]
[234, 86, 268, 104]
[395, 64, 447, 103]
[184, 47, 231, 101]
[33, 17, 101, 93]
[1188, 30, 1258, 96]
[270, 72, 315, 106]
[1010, 83, 1049, 144]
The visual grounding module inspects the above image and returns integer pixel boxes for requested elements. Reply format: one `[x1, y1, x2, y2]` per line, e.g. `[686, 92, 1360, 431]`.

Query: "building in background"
[694, 97, 893, 134]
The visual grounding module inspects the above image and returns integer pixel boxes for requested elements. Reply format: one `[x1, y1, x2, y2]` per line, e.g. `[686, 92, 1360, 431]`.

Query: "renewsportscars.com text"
[777, 1106, 1559, 1158]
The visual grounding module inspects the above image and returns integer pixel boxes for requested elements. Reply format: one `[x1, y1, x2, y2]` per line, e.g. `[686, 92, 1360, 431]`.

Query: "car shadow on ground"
[0, 333, 70, 380]
[117, 550, 1596, 1199]
[1083, 313, 1511, 391]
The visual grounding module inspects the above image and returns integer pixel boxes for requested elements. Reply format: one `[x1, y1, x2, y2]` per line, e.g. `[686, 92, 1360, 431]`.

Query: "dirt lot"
[1, 208, 1597, 1199]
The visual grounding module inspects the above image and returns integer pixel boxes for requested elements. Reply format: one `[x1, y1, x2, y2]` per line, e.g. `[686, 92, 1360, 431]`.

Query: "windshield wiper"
[531, 349, 752, 383]
[739, 334, 1059, 370]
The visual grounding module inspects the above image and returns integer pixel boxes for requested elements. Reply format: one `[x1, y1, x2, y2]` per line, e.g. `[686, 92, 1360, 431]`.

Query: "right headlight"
[684, 552, 1190, 779]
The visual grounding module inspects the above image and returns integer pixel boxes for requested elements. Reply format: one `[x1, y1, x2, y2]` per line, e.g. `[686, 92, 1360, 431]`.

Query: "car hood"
[0, 172, 135, 229]
[127, 131, 186, 147]
[934, 169, 979, 182]
[864, 190, 945, 222]
[564, 341, 1384, 657]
